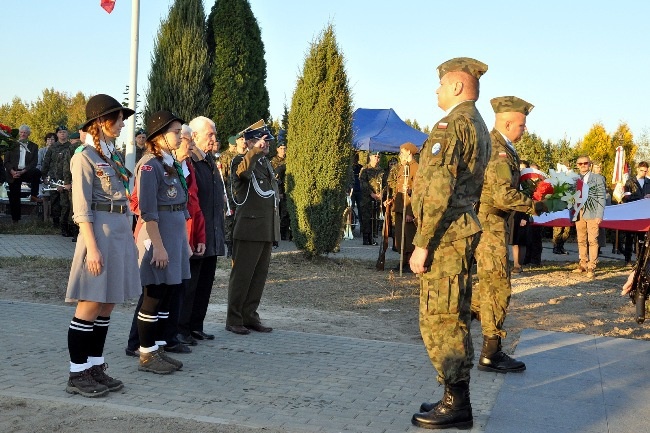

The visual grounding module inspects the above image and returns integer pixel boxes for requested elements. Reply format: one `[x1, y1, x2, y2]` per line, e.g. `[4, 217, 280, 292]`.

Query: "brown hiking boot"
[66, 369, 109, 398]
[138, 350, 176, 374]
[90, 363, 124, 391]
[156, 348, 183, 370]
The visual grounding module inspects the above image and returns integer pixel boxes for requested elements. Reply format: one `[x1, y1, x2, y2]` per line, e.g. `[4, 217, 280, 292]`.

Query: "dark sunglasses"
[576, 162, 589, 166]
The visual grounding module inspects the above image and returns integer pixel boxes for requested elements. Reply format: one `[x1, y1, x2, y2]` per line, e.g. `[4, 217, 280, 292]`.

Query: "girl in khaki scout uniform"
[134, 111, 191, 374]
[65, 94, 141, 398]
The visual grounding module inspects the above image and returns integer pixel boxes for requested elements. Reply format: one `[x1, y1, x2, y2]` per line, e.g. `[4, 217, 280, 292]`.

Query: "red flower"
[533, 182, 554, 201]
[0, 123, 12, 134]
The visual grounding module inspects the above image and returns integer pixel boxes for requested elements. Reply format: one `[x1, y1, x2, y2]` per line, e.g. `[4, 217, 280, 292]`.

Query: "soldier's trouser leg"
[473, 216, 510, 339]
[360, 199, 372, 235]
[50, 191, 61, 224]
[227, 239, 272, 326]
[224, 215, 234, 256]
[419, 235, 477, 385]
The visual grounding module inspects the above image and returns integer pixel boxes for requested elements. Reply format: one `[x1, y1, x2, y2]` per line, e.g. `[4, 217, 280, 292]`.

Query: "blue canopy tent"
[352, 108, 428, 153]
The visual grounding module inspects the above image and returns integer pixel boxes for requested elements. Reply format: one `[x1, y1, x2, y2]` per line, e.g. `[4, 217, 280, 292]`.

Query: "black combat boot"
[478, 335, 526, 373]
[413, 381, 473, 430]
[362, 234, 371, 245]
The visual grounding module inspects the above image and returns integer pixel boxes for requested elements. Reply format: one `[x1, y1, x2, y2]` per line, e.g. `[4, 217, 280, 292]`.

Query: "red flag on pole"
[101, 0, 116, 14]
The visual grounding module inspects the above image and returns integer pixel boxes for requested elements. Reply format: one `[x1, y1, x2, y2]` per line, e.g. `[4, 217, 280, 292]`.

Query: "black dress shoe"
[245, 323, 273, 333]
[125, 347, 139, 357]
[164, 343, 192, 354]
[176, 333, 198, 346]
[226, 324, 251, 335]
[191, 330, 215, 340]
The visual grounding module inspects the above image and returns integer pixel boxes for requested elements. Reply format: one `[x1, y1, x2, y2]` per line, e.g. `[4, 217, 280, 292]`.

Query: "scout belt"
[157, 204, 187, 212]
[91, 203, 128, 214]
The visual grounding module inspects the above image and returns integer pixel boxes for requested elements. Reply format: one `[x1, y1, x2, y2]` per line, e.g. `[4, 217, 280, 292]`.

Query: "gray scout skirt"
[136, 210, 191, 286]
[66, 211, 141, 303]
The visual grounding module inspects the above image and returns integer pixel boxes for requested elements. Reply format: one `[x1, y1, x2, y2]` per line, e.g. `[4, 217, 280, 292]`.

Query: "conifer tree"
[144, 0, 210, 123]
[207, 0, 269, 140]
[286, 24, 353, 256]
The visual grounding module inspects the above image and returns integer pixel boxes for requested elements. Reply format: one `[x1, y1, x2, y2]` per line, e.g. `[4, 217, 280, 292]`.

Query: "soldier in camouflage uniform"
[386, 143, 419, 270]
[359, 151, 384, 245]
[470, 96, 546, 375]
[271, 142, 290, 240]
[220, 133, 245, 257]
[41, 125, 70, 229]
[409, 58, 491, 430]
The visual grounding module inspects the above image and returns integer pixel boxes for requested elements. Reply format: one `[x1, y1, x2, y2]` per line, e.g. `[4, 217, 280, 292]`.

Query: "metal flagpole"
[124, 0, 140, 187]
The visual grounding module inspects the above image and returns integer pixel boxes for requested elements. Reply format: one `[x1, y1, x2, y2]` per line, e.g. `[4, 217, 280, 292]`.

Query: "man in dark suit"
[3, 124, 41, 222]
[621, 161, 650, 265]
[225, 120, 280, 335]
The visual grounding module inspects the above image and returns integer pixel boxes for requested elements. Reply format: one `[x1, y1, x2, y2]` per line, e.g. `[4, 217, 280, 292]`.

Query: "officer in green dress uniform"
[409, 57, 491, 430]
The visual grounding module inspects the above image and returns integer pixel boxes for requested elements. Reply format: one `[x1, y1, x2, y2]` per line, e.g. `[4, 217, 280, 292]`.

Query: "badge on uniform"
[431, 143, 442, 155]
[437, 122, 448, 130]
[499, 151, 507, 158]
[141, 165, 152, 172]
[95, 169, 104, 177]
[166, 186, 177, 198]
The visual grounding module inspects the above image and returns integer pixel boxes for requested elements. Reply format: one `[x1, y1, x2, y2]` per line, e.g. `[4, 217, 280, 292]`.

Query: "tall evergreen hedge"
[144, 0, 210, 123]
[286, 25, 353, 257]
[207, 0, 270, 140]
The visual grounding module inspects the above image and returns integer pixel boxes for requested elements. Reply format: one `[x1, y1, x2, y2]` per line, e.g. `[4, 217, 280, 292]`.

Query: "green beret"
[490, 96, 534, 115]
[228, 135, 237, 145]
[400, 142, 418, 155]
[69, 132, 80, 139]
[437, 57, 488, 80]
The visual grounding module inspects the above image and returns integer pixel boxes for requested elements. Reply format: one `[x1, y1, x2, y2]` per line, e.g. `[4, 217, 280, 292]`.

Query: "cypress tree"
[206, 0, 269, 140]
[144, 0, 210, 123]
[286, 24, 353, 257]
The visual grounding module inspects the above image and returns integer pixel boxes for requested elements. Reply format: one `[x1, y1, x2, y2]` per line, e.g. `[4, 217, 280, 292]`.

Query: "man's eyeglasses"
[576, 162, 589, 166]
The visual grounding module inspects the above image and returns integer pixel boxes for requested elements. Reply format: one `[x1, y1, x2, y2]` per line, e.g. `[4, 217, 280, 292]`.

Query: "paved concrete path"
[1, 233, 646, 433]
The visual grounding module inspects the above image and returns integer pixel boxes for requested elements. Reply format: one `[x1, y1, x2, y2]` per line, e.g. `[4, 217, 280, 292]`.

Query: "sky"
[1, 0, 649, 146]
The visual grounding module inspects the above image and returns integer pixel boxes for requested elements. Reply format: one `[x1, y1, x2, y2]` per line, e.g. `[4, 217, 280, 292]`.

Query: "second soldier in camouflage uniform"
[409, 58, 491, 430]
[359, 151, 384, 245]
[471, 96, 545, 374]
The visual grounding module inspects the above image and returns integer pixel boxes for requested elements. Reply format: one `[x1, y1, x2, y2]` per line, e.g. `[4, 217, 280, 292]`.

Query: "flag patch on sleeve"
[140, 165, 153, 172]
[499, 152, 507, 158]
[437, 122, 448, 129]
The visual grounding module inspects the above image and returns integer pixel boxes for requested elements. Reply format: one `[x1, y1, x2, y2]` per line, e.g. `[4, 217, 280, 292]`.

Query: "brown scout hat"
[400, 142, 418, 155]
[437, 57, 488, 80]
[490, 96, 534, 116]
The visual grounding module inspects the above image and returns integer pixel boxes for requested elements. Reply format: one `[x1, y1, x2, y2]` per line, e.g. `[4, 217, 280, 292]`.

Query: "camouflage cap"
[400, 142, 418, 155]
[490, 96, 534, 115]
[437, 57, 488, 80]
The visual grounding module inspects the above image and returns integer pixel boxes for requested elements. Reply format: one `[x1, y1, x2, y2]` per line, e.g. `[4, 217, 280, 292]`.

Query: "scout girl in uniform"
[65, 94, 141, 397]
[134, 110, 191, 374]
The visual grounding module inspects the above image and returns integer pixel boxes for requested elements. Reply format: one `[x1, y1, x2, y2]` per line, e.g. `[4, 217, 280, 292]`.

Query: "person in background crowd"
[133, 110, 191, 374]
[37, 132, 56, 172]
[225, 120, 279, 336]
[220, 133, 241, 257]
[359, 151, 384, 246]
[3, 124, 41, 223]
[509, 160, 530, 274]
[42, 125, 70, 228]
[64, 94, 141, 397]
[409, 57, 490, 430]
[572, 155, 607, 279]
[523, 162, 544, 266]
[386, 143, 419, 269]
[350, 153, 363, 236]
[134, 128, 147, 163]
[621, 161, 650, 266]
[271, 140, 291, 241]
